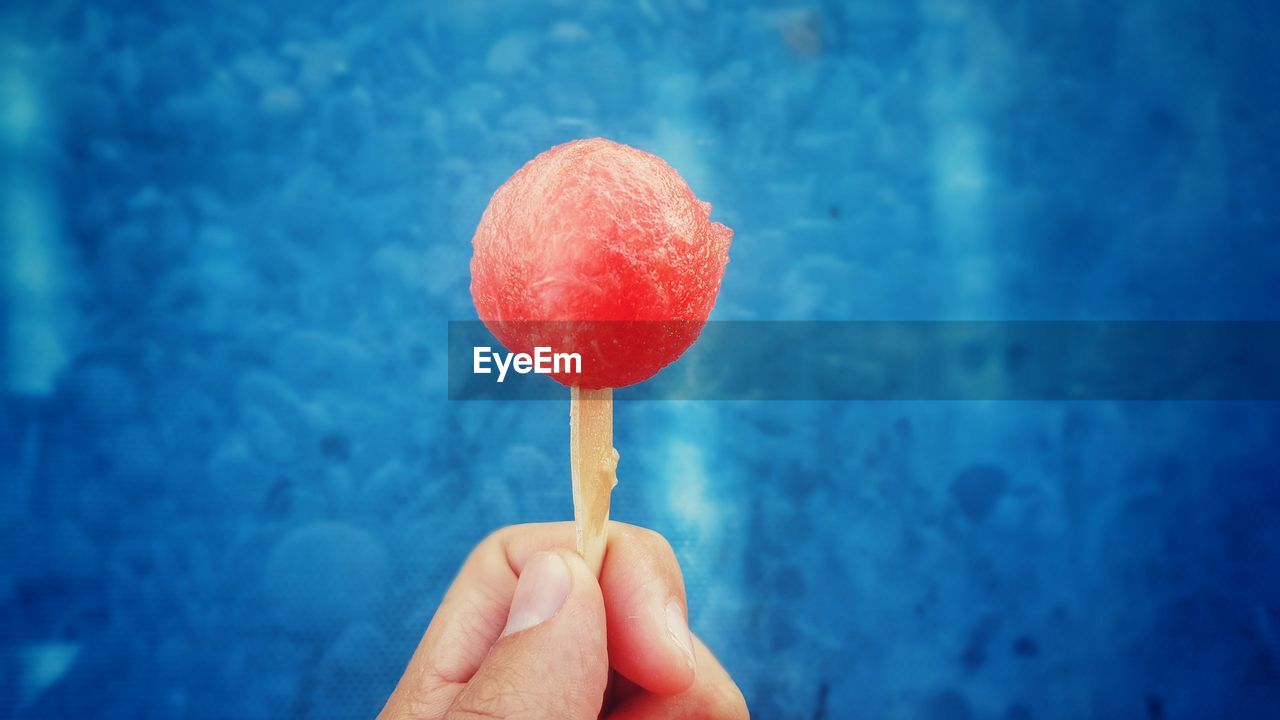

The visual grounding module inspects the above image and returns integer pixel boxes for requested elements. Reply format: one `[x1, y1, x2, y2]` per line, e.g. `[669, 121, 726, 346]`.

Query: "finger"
[445, 549, 609, 720]
[386, 521, 696, 710]
[605, 635, 749, 720]
[493, 522, 697, 695]
[379, 528, 523, 719]
[597, 525, 696, 694]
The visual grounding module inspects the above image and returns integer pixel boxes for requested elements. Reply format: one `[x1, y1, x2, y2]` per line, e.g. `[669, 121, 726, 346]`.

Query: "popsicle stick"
[570, 386, 619, 577]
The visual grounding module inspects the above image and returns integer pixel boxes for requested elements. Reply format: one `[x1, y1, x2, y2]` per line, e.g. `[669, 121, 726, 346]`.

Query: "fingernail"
[502, 552, 572, 637]
[666, 600, 695, 667]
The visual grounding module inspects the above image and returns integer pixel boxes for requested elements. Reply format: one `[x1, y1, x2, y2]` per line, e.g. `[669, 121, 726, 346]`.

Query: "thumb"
[446, 549, 609, 720]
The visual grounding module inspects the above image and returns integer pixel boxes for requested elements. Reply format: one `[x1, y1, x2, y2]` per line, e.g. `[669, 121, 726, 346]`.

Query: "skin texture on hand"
[378, 522, 748, 720]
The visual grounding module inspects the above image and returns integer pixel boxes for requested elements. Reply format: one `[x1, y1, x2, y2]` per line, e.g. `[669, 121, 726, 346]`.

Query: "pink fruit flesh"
[470, 138, 732, 388]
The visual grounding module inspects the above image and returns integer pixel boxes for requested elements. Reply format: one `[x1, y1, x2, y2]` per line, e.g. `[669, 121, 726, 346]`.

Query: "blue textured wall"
[2, 1, 1279, 718]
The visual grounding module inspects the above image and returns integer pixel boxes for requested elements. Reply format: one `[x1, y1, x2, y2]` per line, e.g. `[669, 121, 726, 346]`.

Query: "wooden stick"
[570, 386, 618, 577]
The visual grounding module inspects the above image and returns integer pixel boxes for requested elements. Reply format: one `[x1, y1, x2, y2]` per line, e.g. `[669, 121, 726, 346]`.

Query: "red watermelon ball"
[470, 138, 733, 388]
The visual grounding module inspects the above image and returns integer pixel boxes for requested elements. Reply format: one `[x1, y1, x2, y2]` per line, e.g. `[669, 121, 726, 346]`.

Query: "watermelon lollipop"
[470, 138, 732, 573]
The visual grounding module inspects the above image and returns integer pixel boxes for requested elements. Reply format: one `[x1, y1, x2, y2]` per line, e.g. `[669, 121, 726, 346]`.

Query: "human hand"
[378, 522, 748, 719]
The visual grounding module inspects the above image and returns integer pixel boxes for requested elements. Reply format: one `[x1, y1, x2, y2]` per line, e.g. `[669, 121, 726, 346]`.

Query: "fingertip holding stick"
[570, 386, 618, 577]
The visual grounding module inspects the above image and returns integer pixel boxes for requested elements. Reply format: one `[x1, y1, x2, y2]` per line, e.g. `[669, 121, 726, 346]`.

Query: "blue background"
[3, 1, 1280, 718]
